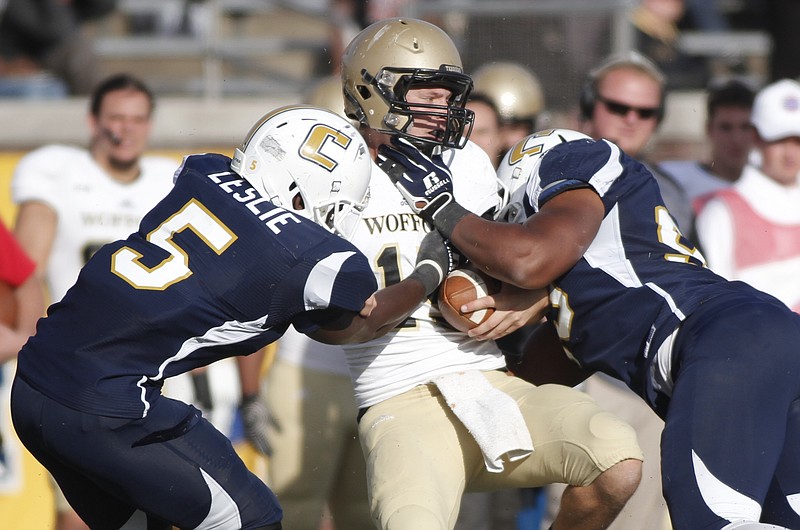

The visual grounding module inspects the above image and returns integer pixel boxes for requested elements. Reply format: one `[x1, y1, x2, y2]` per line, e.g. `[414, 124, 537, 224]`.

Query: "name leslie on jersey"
[207, 171, 304, 235]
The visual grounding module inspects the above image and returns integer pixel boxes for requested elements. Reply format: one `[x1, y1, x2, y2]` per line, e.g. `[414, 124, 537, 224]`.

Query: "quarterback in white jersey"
[339, 17, 643, 530]
[344, 140, 504, 408]
[12, 144, 176, 301]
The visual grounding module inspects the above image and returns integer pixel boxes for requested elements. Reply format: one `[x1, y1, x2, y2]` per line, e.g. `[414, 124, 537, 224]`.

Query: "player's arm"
[307, 278, 428, 344]
[446, 188, 604, 289]
[378, 136, 605, 289]
[511, 320, 593, 387]
[306, 230, 454, 345]
[0, 274, 45, 363]
[236, 347, 274, 456]
[13, 201, 57, 280]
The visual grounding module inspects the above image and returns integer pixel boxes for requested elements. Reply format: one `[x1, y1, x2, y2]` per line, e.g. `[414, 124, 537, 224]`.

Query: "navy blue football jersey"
[527, 139, 748, 405]
[16, 153, 377, 418]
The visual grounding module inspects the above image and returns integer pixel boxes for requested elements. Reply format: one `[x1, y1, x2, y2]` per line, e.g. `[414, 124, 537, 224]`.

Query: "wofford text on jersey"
[361, 213, 429, 234]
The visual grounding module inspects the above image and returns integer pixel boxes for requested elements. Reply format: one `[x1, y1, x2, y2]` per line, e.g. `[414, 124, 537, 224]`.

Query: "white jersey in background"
[11, 144, 177, 301]
[696, 164, 800, 313]
[343, 141, 505, 409]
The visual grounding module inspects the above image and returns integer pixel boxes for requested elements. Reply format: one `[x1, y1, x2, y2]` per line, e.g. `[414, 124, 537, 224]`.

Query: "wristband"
[432, 201, 471, 239]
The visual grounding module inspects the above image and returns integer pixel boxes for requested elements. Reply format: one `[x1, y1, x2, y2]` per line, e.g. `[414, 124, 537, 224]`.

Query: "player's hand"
[463, 284, 549, 340]
[359, 294, 377, 318]
[377, 137, 455, 223]
[239, 394, 274, 456]
[409, 230, 458, 295]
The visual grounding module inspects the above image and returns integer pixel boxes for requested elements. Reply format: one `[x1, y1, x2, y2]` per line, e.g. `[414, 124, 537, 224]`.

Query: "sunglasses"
[596, 95, 660, 120]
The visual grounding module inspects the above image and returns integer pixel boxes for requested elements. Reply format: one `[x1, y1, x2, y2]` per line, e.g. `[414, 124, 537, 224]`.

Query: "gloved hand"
[377, 137, 471, 236]
[239, 394, 274, 456]
[377, 137, 454, 217]
[409, 230, 458, 296]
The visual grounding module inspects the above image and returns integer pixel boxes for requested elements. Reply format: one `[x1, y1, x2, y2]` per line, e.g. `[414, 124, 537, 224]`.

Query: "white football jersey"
[11, 144, 177, 302]
[696, 165, 800, 313]
[343, 141, 506, 409]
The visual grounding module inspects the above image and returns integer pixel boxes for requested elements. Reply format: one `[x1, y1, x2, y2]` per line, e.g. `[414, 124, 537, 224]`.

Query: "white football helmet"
[495, 129, 591, 222]
[341, 17, 474, 149]
[231, 105, 371, 239]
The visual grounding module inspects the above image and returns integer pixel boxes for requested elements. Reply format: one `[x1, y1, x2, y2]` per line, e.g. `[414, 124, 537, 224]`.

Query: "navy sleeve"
[536, 139, 615, 207]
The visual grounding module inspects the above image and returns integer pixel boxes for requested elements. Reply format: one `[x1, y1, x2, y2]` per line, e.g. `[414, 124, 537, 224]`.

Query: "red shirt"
[0, 220, 35, 287]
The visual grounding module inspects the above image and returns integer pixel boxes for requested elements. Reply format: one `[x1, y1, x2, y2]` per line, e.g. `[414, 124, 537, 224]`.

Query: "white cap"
[751, 79, 800, 141]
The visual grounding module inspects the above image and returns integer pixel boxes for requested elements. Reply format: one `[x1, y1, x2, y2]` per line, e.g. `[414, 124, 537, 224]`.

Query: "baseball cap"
[751, 79, 800, 141]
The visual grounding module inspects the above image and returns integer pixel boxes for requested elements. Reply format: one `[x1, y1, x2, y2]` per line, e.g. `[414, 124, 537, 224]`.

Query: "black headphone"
[578, 51, 666, 124]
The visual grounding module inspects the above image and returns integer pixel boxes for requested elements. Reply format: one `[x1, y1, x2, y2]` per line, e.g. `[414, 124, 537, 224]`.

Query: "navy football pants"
[662, 290, 800, 529]
[11, 377, 281, 530]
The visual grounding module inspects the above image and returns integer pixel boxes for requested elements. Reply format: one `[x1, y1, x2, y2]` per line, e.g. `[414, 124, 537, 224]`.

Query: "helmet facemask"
[363, 66, 475, 150]
[301, 181, 369, 240]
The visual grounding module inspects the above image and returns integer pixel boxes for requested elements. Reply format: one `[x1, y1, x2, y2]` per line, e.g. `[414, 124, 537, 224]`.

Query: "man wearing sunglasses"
[579, 51, 695, 244]
[561, 50, 696, 530]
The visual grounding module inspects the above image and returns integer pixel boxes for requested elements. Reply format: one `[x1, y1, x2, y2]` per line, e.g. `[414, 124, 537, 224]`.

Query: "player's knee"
[597, 458, 642, 505]
[383, 505, 446, 530]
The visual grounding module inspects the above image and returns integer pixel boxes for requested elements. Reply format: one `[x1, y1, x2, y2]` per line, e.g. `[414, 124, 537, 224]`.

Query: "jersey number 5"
[111, 199, 237, 290]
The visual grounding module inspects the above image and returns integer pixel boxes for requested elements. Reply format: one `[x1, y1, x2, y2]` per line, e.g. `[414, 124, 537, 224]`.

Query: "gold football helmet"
[341, 17, 474, 149]
[305, 75, 347, 119]
[472, 62, 544, 125]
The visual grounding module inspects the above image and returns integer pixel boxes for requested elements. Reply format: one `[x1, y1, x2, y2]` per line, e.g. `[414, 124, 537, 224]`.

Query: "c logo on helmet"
[300, 125, 352, 172]
[507, 129, 560, 165]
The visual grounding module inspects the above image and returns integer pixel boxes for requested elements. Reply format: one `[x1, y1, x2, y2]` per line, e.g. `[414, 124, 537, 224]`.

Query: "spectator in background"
[472, 62, 545, 161]
[0, 221, 42, 364]
[12, 73, 175, 308]
[630, 0, 711, 90]
[659, 79, 756, 210]
[0, 0, 117, 97]
[579, 50, 695, 240]
[696, 78, 800, 313]
[11, 72, 176, 530]
[0, 220, 47, 530]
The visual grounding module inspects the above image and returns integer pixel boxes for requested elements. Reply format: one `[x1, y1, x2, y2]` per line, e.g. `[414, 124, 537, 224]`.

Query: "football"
[0, 280, 17, 327]
[438, 264, 501, 332]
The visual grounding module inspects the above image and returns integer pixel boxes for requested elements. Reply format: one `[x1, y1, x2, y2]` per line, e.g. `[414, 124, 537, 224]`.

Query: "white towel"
[433, 371, 533, 473]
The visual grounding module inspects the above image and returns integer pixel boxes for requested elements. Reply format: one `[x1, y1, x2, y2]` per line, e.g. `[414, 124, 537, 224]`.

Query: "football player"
[336, 17, 643, 530]
[472, 61, 546, 160]
[10, 105, 451, 530]
[382, 127, 800, 530]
